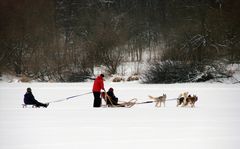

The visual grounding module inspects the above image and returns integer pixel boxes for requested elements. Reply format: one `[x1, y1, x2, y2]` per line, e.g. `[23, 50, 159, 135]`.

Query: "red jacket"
[92, 75, 105, 92]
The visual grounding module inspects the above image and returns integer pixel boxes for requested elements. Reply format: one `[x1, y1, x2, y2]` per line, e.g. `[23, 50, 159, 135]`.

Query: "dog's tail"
[148, 95, 155, 100]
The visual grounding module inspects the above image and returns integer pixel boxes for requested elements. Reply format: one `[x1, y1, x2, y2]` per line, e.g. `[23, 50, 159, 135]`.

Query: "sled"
[101, 92, 137, 108]
[22, 104, 37, 108]
[117, 98, 138, 108]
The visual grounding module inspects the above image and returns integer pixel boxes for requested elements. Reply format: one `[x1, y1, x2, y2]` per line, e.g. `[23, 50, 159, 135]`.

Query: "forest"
[0, 0, 239, 82]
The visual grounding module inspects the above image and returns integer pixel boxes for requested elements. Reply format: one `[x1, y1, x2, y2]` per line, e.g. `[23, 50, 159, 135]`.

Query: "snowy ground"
[0, 81, 240, 149]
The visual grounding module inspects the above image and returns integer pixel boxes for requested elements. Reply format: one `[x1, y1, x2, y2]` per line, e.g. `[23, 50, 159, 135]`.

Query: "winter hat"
[100, 74, 105, 77]
[27, 88, 32, 92]
[109, 88, 113, 92]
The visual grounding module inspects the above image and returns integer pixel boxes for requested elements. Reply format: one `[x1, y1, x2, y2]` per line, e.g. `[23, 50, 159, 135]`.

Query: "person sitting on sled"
[24, 88, 49, 108]
[106, 87, 120, 106]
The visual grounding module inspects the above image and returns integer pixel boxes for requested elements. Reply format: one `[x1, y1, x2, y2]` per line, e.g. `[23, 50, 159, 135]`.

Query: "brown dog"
[148, 94, 167, 107]
[177, 92, 198, 107]
[176, 97, 185, 107]
[186, 95, 198, 107]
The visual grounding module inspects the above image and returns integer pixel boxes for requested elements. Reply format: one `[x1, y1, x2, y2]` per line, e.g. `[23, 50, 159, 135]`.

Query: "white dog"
[148, 94, 167, 107]
[177, 92, 189, 107]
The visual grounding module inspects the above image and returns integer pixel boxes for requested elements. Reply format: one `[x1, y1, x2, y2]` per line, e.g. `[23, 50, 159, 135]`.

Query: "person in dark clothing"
[24, 88, 49, 108]
[92, 74, 105, 107]
[106, 87, 119, 106]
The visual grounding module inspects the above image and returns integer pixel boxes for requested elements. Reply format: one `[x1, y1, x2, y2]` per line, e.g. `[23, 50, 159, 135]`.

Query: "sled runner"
[22, 103, 49, 108]
[22, 104, 37, 108]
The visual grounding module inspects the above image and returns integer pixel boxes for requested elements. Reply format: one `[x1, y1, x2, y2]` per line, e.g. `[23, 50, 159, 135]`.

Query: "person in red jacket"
[92, 74, 105, 107]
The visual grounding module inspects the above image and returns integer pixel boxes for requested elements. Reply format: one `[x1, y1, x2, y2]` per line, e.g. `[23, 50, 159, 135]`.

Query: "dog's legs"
[176, 100, 180, 107]
[182, 97, 188, 107]
[191, 102, 195, 108]
[181, 102, 186, 107]
[183, 98, 186, 106]
[180, 101, 184, 107]
[189, 101, 193, 108]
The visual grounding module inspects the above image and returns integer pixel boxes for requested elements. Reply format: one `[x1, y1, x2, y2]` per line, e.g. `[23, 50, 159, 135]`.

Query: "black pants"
[107, 97, 118, 105]
[25, 100, 48, 108]
[93, 92, 102, 107]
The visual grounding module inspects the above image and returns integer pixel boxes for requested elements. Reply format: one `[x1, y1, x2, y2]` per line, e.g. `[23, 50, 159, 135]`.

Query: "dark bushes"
[142, 61, 200, 83]
[66, 71, 92, 82]
[142, 60, 232, 83]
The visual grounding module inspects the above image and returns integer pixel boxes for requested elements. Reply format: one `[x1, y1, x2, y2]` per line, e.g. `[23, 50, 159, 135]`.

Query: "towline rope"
[48, 92, 92, 103]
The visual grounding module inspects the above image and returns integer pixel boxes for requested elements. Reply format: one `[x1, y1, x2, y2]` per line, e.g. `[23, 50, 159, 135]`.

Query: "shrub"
[142, 61, 200, 83]
[66, 70, 92, 82]
[20, 75, 31, 82]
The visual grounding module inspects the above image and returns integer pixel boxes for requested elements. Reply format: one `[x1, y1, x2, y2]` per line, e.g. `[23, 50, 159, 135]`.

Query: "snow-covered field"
[0, 81, 240, 149]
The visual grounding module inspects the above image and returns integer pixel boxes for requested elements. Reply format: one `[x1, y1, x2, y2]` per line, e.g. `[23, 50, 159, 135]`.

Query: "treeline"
[0, 0, 239, 82]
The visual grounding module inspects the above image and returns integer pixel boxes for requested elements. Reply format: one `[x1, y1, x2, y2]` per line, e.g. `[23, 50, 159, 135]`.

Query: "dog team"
[148, 92, 198, 108]
[100, 88, 198, 108]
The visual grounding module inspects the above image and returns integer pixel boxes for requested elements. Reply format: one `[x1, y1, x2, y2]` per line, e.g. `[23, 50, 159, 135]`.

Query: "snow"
[0, 81, 240, 149]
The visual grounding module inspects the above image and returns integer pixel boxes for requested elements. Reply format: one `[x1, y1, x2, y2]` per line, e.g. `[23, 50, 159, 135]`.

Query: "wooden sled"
[101, 92, 137, 108]
[117, 98, 138, 108]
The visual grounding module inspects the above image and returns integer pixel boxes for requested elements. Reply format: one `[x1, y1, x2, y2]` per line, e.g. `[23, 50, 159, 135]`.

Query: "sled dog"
[186, 95, 198, 107]
[148, 94, 167, 107]
[177, 92, 189, 107]
[177, 92, 198, 107]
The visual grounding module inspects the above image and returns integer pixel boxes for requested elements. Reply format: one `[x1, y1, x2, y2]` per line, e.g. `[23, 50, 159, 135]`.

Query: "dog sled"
[115, 98, 138, 108]
[101, 92, 137, 108]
